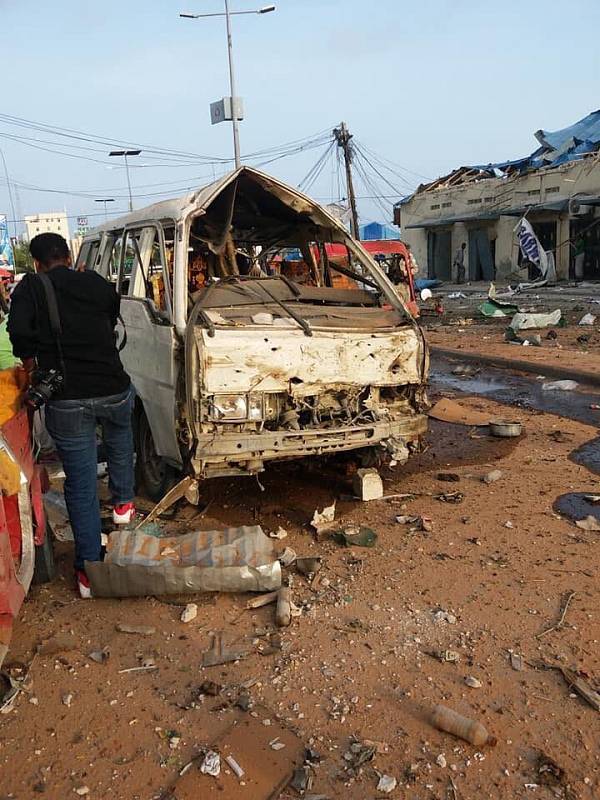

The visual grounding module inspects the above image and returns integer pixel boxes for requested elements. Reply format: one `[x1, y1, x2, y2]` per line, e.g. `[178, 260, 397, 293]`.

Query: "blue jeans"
[46, 386, 135, 570]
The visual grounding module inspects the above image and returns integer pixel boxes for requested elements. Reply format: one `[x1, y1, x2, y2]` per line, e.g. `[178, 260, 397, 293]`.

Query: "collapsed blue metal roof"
[477, 109, 600, 174]
[399, 110, 600, 209]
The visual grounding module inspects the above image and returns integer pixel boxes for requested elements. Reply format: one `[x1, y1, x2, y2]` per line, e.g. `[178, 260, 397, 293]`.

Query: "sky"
[1, 0, 599, 236]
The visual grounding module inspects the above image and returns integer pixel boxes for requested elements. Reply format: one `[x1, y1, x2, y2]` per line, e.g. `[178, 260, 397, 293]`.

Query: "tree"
[13, 243, 33, 273]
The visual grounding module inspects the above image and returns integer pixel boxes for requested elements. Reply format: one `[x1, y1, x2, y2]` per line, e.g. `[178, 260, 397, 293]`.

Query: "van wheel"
[135, 409, 178, 502]
[33, 521, 56, 585]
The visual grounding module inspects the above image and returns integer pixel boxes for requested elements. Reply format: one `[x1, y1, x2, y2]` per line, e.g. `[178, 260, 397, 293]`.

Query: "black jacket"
[8, 265, 130, 400]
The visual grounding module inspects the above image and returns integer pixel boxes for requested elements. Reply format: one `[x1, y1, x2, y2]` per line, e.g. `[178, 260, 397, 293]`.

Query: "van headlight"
[210, 394, 263, 421]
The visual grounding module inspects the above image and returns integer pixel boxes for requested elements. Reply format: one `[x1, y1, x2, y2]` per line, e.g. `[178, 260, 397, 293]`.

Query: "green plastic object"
[333, 526, 378, 548]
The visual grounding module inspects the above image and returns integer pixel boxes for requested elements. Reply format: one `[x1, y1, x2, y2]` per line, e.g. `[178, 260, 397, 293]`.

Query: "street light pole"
[109, 150, 141, 212]
[95, 198, 115, 222]
[224, 0, 241, 168]
[180, 5, 275, 168]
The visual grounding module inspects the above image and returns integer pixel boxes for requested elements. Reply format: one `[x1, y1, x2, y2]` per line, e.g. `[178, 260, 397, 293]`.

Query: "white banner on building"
[515, 217, 549, 277]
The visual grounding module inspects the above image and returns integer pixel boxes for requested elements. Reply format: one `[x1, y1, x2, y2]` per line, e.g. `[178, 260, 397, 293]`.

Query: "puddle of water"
[553, 491, 600, 524]
[571, 436, 600, 475]
[431, 355, 600, 426]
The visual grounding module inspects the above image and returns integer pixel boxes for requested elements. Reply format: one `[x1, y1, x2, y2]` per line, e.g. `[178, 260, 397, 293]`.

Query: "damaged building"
[395, 110, 600, 282]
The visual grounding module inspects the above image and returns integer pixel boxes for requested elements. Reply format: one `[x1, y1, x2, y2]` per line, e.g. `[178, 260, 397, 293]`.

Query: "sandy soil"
[1, 388, 599, 800]
[425, 321, 600, 378]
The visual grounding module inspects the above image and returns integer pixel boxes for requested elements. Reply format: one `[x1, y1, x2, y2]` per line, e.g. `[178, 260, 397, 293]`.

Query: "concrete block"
[353, 468, 384, 501]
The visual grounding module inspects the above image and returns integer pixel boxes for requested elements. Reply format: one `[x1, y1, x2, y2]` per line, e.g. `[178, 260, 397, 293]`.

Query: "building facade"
[395, 112, 600, 282]
[24, 212, 70, 242]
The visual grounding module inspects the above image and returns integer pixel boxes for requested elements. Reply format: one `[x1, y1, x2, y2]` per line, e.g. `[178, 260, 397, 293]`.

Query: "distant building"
[25, 212, 70, 242]
[395, 110, 600, 282]
[360, 221, 400, 241]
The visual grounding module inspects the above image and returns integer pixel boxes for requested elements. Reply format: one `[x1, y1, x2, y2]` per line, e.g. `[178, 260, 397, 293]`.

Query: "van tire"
[135, 408, 178, 502]
[33, 522, 56, 585]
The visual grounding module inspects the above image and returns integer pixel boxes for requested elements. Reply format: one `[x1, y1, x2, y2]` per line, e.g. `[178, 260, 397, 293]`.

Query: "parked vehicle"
[76, 167, 429, 499]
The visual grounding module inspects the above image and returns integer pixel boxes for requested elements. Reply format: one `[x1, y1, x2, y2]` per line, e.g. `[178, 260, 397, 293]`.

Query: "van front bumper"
[192, 414, 428, 477]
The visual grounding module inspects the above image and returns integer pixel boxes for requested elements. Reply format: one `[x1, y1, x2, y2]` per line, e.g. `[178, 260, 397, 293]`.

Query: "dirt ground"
[424, 290, 600, 377]
[1, 383, 599, 800]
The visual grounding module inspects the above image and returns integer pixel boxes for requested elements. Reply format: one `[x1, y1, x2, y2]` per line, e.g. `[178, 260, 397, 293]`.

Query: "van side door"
[115, 224, 182, 466]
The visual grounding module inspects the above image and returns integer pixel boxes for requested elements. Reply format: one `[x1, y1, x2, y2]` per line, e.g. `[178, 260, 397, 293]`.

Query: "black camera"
[25, 368, 64, 410]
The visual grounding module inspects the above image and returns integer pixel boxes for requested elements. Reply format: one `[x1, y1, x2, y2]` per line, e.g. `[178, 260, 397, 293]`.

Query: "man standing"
[8, 233, 135, 598]
[453, 242, 467, 284]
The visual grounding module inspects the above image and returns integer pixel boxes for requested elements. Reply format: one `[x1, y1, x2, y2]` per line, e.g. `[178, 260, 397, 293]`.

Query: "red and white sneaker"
[76, 570, 92, 599]
[113, 502, 136, 525]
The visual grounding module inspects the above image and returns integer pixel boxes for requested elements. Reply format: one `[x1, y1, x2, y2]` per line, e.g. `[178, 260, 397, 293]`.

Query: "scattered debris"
[353, 468, 384, 501]
[290, 765, 312, 793]
[118, 661, 158, 674]
[435, 491, 464, 504]
[510, 653, 524, 671]
[541, 380, 578, 392]
[343, 739, 376, 776]
[200, 750, 221, 777]
[311, 502, 336, 536]
[396, 514, 433, 532]
[333, 525, 378, 547]
[296, 556, 322, 576]
[278, 547, 297, 567]
[180, 603, 198, 624]
[558, 666, 600, 712]
[428, 398, 491, 426]
[438, 649, 460, 663]
[537, 590, 576, 638]
[482, 469, 502, 484]
[269, 526, 288, 540]
[115, 623, 156, 636]
[504, 521, 514, 529]
[436, 753, 447, 768]
[88, 646, 110, 664]
[536, 753, 565, 787]
[73, 787, 90, 796]
[199, 680, 222, 696]
[225, 754, 244, 779]
[510, 309, 562, 331]
[489, 419, 522, 438]
[269, 738, 286, 751]
[275, 585, 292, 628]
[465, 676, 482, 689]
[433, 610, 457, 624]
[575, 516, 600, 531]
[431, 705, 496, 746]
[246, 591, 279, 609]
[376, 774, 397, 793]
[578, 313, 596, 326]
[202, 632, 250, 667]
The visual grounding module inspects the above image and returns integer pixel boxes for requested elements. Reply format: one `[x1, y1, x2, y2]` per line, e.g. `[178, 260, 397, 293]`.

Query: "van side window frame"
[123, 223, 173, 323]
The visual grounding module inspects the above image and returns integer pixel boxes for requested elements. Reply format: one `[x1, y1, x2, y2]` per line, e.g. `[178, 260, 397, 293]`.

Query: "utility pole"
[334, 122, 359, 240]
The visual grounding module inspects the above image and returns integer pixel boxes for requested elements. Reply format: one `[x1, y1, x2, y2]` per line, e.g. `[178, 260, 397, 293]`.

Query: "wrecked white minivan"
[76, 167, 428, 499]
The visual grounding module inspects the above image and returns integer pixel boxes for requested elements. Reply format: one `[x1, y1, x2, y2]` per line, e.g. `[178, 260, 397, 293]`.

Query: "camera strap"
[36, 273, 67, 381]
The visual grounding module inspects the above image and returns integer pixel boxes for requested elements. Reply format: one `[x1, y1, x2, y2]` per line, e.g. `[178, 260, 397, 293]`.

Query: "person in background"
[8, 233, 135, 599]
[406, 243, 419, 276]
[573, 234, 585, 280]
[453, 242, 467, 284]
